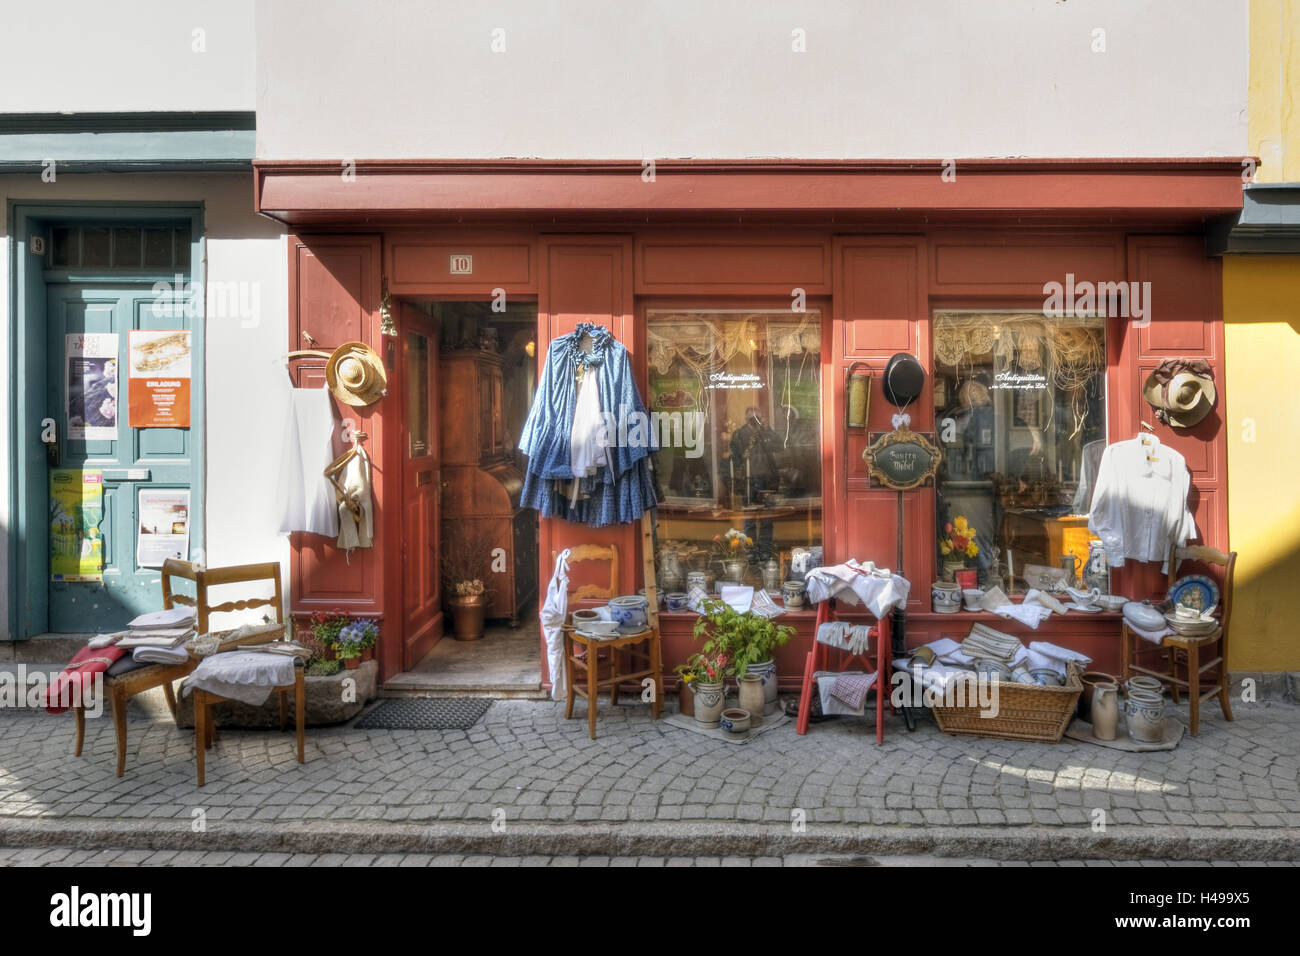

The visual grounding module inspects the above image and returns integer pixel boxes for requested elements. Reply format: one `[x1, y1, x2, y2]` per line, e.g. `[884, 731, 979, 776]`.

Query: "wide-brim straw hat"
[1143, 368, 1216, 428]
[326, 342, 388, 407]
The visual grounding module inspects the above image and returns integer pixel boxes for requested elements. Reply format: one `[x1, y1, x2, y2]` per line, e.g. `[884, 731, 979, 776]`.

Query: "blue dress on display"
[519, 323, 660, 527]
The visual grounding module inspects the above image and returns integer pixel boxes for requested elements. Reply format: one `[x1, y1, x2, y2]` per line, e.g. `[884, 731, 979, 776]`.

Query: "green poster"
[50, 469, 104, 582]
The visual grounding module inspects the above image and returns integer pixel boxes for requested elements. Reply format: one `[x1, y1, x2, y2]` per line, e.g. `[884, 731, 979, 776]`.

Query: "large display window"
[646, 308, 823, 595]
[932, 310, 1107, 593]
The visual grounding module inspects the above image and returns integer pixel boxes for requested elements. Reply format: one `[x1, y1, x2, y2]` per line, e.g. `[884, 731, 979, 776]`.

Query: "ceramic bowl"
[576, 620, 621, 639]
[719, 708, 751, 734]
[571, 608, 601, 627]
[1123, 601, 1166, 631]
[1031, 667, 1064, 686]
[962, 588, 985, 610]
[975, 660, 1012, 682]
[665, 592, 689, 611]
[1096, 594, 1128, 612]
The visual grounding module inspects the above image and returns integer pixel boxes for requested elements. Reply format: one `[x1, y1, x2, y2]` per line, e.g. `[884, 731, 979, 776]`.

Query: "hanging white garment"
[568, 368, 608, 504]
[334, 446, 373, 551]
[276, 385, 339, 537]
[540, 549, 571, 701]
[1088, 435, 1196, 572]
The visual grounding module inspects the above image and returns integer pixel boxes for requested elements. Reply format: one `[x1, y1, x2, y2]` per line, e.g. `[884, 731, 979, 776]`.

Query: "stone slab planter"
[173, 661, 378, 729]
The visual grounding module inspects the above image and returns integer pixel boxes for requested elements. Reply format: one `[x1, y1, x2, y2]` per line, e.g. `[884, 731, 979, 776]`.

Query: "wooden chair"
[73, 559, 286, 777]
[1122, 544, 1236, 737]
[556, 544, 663, 739]
[192, 657, 304, 787]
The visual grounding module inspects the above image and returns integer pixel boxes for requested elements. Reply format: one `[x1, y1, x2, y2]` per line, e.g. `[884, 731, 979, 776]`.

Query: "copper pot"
[451, 594, 487, 641]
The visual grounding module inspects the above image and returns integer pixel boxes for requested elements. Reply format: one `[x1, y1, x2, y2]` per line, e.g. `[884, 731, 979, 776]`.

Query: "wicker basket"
[932, 661, 1083, 742]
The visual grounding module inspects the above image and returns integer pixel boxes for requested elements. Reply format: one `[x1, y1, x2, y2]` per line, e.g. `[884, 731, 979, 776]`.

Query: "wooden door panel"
[402, 303, 442, 669]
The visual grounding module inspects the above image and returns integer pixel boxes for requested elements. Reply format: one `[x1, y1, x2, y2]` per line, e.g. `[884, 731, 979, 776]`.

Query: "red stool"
[796, 600, 891, 743]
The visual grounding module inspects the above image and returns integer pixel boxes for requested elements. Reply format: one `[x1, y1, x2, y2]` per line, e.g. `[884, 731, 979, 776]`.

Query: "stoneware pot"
[692, 681, 726, 729]
[1079, 671, 1122, 720]
[451, 594, 486, 641]
[686, 571, 708, 592]
[665, 592, 689, 611]
[608, 595, 649, 630]
[1090, 682, 1120, 741]
[932, 582, 962, 614]
[782, 581, 806, 609]
[719, 708, 751, 735]
[1125, 675, 1163, 696]
[738, 673, 765, 728]
[747, 659, 779, 715]
[1125, 688, 1166, 743]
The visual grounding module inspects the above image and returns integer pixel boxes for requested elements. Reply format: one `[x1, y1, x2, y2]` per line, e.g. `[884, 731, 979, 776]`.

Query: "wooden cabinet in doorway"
[439, 349, 538, 624]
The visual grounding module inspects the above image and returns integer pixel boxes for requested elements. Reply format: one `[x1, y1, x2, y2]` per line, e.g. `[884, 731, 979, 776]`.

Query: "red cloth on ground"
[44, 644, 126, 714]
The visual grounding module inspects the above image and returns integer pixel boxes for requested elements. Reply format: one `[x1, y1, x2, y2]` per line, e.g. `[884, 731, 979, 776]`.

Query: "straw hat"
[326, 342, 388, 406]
[1143, 362, 1216, 428]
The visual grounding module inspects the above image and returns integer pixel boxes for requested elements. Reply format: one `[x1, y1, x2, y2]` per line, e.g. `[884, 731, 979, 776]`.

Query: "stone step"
[0, 633, 93, 664]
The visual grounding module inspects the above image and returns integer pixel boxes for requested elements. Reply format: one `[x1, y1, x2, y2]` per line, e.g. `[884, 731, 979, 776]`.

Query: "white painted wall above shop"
[254, 0, 1249, 160]
[0, 0, 255, 113]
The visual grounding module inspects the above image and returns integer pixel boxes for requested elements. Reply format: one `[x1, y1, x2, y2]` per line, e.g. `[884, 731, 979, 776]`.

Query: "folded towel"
[132, 645, 191, 666]
[991, 602, 1054, 629]
[127, 607, 197, 629]
[117, 629, 192, 649]
[921, 637, 973, 665]
[1025, 588, 1067, 615]
[829, 672, 875, 711]
[979, 586, 1013, 611]
[87, 632, 126, 649]
[814, 670, 874, 716]
[749, 589, 784, 619]
[961, 623, 1024, 661]
[1128, 623, 1173, 645]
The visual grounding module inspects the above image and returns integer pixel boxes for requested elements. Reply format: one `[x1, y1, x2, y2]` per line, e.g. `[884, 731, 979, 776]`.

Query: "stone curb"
[1, 818, 1297, 861]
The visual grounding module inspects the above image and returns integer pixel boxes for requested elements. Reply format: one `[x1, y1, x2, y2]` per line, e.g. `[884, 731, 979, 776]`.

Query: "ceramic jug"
[1091, 681, 1119, 741]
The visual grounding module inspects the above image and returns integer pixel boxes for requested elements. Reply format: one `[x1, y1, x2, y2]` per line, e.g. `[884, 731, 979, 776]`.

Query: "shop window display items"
[932, 311, 1107, 593]
[646, 309, 823, 597]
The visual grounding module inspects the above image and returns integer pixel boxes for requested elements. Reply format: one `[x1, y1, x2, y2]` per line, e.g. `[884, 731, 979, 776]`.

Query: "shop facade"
[255, 159, 1242, 688]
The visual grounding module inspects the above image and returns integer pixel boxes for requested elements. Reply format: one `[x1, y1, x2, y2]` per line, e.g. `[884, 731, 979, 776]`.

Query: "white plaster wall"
[255, 0, 1249, 160]
[0, 173, 287, 637]
[0, 0, 255, 113]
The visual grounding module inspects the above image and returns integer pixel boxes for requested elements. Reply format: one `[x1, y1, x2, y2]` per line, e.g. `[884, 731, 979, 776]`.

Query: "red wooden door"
[401, 303, 442, 668]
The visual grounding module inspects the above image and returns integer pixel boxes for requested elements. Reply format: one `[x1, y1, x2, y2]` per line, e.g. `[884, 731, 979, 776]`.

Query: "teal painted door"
[46, 283, 197, 631]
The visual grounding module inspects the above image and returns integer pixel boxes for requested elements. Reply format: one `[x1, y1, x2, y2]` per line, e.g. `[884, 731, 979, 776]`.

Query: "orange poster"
[128, 331, 192, 428]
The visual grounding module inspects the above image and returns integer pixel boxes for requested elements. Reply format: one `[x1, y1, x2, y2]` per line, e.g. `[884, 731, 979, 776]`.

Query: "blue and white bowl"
[608, 595, 649, 630]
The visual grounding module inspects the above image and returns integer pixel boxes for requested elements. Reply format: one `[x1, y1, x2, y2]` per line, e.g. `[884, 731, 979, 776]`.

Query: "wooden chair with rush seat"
[1121, 544, 1236, 737]
[557, 543, 664, 739]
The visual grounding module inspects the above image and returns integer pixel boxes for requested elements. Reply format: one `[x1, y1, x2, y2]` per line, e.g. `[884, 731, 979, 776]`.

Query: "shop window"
[646, 308, 823, 597]
[932, 310, 1106, 594]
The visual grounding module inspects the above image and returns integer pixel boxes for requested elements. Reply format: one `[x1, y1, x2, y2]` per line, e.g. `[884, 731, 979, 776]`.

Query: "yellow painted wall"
[1250, 0, 1300, 182]
[1220, 2, 1300, 671]
[1223, 260, 1300, 671]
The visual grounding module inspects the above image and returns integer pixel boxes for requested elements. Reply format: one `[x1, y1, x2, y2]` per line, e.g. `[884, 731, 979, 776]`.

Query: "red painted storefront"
[254, 160, 1241, 689]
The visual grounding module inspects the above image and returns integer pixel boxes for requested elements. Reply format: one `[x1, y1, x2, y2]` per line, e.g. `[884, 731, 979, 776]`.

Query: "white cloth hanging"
[570, 367, 608, 481]
[277, 385, 339, 537]
[335, 445, 373, 551]
[540, 549, 571, 701]
[1088, 435, 1196, 572]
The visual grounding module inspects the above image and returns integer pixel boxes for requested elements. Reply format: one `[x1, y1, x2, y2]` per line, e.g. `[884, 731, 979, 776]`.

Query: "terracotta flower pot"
[343, 656, 360, 670]
[451, 594, 486, 641]
[361, 647, 373, 663]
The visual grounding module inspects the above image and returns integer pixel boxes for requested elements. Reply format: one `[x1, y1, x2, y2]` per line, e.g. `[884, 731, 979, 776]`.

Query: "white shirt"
[1087, 436, 1196, 573]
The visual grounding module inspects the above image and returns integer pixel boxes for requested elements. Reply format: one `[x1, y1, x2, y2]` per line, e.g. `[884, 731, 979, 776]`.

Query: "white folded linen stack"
[117, 627, 193, 649]
[920, 637, 973, 665]
[803, 559, 911, 618]
[960, 623, 1024, 662]
[132, 645, 191, 666]
[1025, 641, 1093, 676]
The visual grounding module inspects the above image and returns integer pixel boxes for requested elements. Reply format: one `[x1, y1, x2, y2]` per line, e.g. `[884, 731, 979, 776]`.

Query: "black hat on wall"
[882, 352, 925, 408]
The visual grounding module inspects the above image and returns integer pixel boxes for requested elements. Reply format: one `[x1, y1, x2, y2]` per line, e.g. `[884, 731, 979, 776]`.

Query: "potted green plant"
[694, 598, 795, 717]
[309, 608, 350, 660]
[335, 622, 365, 669]
[353, 618, 379, 662]
[678, 649, 729, 728]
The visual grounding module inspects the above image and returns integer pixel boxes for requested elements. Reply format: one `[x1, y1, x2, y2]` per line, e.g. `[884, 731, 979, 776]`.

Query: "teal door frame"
[6, 201, 206, 639]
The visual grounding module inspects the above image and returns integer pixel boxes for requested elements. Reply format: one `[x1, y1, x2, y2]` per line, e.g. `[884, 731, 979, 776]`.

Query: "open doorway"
[387, 299, 542, 695]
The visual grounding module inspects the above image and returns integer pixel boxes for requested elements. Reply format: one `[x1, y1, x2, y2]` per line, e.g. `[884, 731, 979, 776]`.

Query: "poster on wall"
[128, 330, 192, 428]
[66, 333, 119, 441]
[137, 489, 191, 568]
[50, 469, 104, 582]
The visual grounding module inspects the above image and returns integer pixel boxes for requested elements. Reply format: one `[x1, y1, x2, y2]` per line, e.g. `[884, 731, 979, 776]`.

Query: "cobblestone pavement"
[1, 694, 1298, 858]
[0, 847, 1294, 866]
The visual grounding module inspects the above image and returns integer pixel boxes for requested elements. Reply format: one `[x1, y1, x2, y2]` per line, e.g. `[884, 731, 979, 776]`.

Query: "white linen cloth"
[815, 670, 875, 716]
[686, 586, 710, 613]
[921, 637, 973, 666]
[991, 602, 1054, 629]
[128, 606, 196, 629]
[569, 368, 608, 501]
[539, 549, 571, 702]
[335, 445, 373, 551]
[277, 385, 339, 537]
[182, 651, 296, 707]
[749, 589, 784, 619]
[1089, 436, 1196, 573]
[1127, 623, 1174, 645]
[892, 661, 974, 696]
[88, 632, 125, 649]
[1026, 641, 1093, 674]
[132, 645, 190, 666]
[719, 585, 754, 614]
[804, 560, 910, 618]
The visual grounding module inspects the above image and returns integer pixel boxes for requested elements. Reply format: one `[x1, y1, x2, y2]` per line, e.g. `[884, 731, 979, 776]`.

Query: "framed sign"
[864, 429, 942, 490]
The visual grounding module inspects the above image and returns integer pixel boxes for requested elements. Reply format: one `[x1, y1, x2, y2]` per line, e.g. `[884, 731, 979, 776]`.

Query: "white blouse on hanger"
[1087, 434, 1196, 572]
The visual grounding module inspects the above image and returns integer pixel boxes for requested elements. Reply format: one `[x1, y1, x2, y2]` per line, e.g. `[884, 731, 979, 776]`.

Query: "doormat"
[665, 704, 791, 744]
[1065, 717, 1184, 751]
[353, 698, 492, 731]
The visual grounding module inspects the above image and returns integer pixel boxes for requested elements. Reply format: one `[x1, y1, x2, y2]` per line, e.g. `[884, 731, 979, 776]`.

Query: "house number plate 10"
[449, 254, 473, 275]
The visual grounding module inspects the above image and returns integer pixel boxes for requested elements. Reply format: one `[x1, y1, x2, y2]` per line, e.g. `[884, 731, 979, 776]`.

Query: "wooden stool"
[563, 625, 663, 739]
